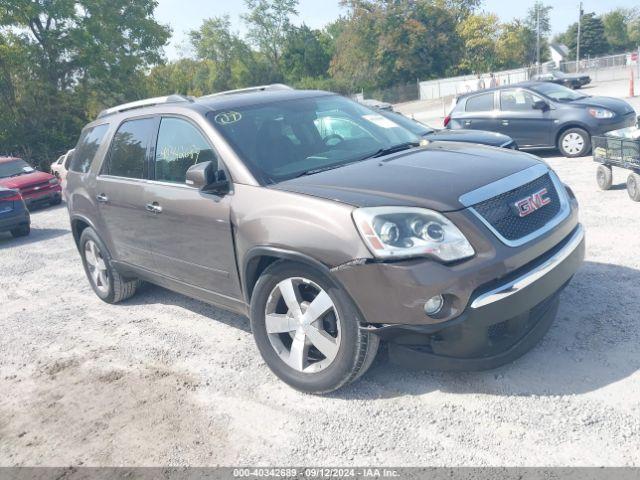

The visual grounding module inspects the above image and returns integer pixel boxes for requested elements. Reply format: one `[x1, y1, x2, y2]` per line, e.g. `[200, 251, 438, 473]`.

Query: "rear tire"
[79, 227, 140, 303]
[558, 128, 591, 158]
[627, 173, 640, 202]
[596, 165, 613, 190]
[10, 224, 30, 238]
[250, 261, 378, 394]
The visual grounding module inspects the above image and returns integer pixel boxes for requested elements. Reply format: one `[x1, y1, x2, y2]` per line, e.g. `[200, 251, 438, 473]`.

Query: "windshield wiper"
[295, 163, 351, 178]
[363, 141, 420, 160]
[293, 142, 421, 178]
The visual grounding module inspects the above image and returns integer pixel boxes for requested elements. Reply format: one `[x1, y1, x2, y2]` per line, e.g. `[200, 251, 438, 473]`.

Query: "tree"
[281, 25, 332, 81]
[496, 20, 535, 69]
[330, 0, 466, 90]
[189, 15, 252, 91]
[242, 0, 299, 72]
[602, 8, 640, 53]
[524, 1, 552, 64]
[558, 13, 610, 59]
[457, 13, 500, 73]
[0, 0, 170, 166]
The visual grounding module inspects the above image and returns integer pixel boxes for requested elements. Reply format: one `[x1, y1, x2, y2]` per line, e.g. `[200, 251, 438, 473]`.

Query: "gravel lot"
[1, 152, 640, 467]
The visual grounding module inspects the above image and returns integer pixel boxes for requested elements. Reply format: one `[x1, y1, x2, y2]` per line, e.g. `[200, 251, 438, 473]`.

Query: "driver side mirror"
[186, 161, 230, 196]
[532, 100, 549, 111]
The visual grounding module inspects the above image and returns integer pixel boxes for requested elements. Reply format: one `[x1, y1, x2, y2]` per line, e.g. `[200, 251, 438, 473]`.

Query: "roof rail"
[97, 94, 194, 119]
[200, 84, 293, 99]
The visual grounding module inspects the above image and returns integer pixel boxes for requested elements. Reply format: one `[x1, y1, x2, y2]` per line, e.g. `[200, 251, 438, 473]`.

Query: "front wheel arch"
[242, 247, 335, 304]
[555, 123, 591, 147]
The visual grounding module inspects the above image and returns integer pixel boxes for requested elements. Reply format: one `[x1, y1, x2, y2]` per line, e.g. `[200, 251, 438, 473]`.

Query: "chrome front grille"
[459, 164, 570, 247]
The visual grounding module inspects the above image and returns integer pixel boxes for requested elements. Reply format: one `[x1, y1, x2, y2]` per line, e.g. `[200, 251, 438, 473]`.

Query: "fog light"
[424, 295, 444, 316]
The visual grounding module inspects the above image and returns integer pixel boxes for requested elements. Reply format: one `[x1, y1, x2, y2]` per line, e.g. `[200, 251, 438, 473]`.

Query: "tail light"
[443, 115, 451, 127]
[0, 190, 22, 202]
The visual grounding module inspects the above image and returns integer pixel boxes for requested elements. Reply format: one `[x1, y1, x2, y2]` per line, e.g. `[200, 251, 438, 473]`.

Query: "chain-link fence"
[353, 50, 640, 104]
[559, 52, 637, 74]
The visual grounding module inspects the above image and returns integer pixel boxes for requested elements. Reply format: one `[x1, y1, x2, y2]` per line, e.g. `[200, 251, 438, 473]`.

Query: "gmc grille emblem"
[513, 188, 551, 217]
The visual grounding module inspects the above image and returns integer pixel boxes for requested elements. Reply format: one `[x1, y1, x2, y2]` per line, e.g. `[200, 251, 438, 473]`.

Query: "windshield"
[0, 159, 35, 179]
[530, 82, 587, 101]
[207, 94, 419, 183]
[374, 109, 434, 136]
[551, 70, 567, 78]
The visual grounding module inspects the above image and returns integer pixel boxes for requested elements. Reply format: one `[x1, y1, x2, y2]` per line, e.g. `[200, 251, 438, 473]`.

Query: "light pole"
[576, 2, 583, 73]
[536, 5, 541, 74]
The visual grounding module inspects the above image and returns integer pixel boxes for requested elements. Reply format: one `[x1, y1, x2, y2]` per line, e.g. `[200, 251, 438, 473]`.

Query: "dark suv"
[66, 86, 585, 393]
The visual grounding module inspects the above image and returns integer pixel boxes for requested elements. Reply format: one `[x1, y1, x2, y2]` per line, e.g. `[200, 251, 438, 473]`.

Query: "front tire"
[250, 261, 379, 394]
[558, 128, 590, 158]
[596, 165, 613, 190]
[79, 227, 140, 303]
[628, 173, 640, 202]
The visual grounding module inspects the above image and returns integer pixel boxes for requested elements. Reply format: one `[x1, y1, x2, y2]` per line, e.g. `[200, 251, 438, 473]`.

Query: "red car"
[0, 157, 62, 209]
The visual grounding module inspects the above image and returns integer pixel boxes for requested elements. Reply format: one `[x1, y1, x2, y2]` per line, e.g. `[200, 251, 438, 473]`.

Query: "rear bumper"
[0, 209, 30, 232]
[335, 223, 585, 370]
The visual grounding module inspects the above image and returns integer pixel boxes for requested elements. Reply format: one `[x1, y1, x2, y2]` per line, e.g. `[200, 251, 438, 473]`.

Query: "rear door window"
[465, 92, 495, 112]
[154, 117, 218, 183]
[102, 118, 155, 179]
[70, 124, 109, 173]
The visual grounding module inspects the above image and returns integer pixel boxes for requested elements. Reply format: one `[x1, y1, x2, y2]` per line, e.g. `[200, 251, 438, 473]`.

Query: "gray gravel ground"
[1, 153, 640, 467]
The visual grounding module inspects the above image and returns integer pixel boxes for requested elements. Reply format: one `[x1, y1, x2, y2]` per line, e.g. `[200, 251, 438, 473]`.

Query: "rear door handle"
[96, 193, 108, 203]
[145, 202, 163, 214]
[464, 120, 472, 126]
[501, 120, 509, 126]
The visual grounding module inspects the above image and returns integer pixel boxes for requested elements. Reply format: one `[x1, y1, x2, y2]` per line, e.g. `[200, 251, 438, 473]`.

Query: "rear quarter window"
[70, 124, 110, 173]
[465, 93, 495, 112]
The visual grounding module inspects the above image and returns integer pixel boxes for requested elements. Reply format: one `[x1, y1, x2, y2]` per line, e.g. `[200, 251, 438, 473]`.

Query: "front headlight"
[588, 108, 614, 119]
[48, 178, 59, 185]
[352, 207, 475, 262]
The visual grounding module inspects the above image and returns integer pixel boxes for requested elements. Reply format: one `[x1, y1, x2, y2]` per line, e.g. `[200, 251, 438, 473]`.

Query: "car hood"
[0, 171, 55, 189]
[570, 96, 635, 114]
[272, 142, 543, 211]
[426, 129, 512, 147]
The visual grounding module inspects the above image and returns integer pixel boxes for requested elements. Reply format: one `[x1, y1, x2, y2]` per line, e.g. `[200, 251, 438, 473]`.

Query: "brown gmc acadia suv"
[66, 85, 585, 393]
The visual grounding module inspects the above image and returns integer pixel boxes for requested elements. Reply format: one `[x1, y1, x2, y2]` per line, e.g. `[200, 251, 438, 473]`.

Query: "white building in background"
[550, 43, 571, 68]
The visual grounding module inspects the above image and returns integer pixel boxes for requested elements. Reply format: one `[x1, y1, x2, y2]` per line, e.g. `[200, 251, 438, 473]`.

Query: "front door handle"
[145, 202, 163, 214]
[464, 120, 472, 126]
[501, 120, 509, 126]
[96, 193, 108, 203]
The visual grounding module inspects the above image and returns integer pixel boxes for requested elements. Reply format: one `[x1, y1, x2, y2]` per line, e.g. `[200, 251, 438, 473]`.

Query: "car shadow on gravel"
[0, 227, 68, 249]
[124, 282, 251, 333]
[336, 261, 640, 399]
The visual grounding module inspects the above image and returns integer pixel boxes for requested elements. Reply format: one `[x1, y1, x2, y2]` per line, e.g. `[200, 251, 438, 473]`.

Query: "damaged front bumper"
[332, 224, 585, 371]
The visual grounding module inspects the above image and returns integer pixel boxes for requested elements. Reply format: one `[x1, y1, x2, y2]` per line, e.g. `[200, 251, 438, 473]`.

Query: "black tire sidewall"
[250, 261, 364, 394]
[628, 173, 640, 201]
[10, 225, 30, 237]
[559, 128, 591, 158]
[79, 227, 117, 302]
[596, 165, 613, 190]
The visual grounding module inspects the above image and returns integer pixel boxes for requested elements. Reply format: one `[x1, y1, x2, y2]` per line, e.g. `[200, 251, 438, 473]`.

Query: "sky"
[155, 0, 640, 60]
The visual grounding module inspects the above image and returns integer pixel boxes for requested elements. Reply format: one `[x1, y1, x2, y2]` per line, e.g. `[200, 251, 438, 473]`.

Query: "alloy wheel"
[562, 132, 585, 155]
[84, 239, 109, 295]
[264, 277, 341, 373]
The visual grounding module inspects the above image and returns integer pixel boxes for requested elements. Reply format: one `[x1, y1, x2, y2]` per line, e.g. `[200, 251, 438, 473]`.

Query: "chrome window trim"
[459, 164, 571, 248]
[470, 224, 584, 309]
